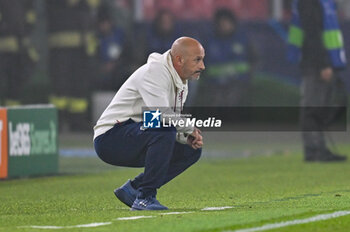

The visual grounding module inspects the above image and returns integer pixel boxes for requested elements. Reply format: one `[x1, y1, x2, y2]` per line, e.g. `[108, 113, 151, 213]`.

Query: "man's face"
[181, 46, 205, 81]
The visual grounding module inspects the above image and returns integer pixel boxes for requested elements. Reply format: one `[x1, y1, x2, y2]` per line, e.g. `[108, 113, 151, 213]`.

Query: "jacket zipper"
[174, 87, 184, 113]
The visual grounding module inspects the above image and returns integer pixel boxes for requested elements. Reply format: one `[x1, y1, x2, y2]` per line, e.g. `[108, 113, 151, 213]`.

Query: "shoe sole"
[130, 207, 168, 211]
[114, 188, 135, 207]
[130, 205, 169, 211]
[305, 159, 347, 162]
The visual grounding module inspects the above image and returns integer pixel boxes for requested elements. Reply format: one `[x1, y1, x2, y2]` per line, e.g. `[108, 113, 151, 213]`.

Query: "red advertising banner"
[0, 108, 8, 179]
[142, 0, 269, 20]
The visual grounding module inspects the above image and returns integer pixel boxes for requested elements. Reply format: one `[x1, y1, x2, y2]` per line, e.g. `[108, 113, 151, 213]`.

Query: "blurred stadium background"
[0, 0, 350, 171]
[2, 1, 350, 231]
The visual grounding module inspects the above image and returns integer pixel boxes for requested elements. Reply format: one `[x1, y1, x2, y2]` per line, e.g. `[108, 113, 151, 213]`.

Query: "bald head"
[170, 37, 203, 58]
[170, 37, 205, 82]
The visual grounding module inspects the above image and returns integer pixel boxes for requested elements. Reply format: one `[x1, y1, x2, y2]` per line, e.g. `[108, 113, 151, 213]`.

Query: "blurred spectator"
[143, 9, 203, 106]
[0, 0, 38, 106]
[198, 8, 257, 106]
[141, 9, 202, 106]
[287, 0, 347, 162]
[95, 6, 132, 91]
[46, 0, 100, 131]
[144, 9, 180, 56]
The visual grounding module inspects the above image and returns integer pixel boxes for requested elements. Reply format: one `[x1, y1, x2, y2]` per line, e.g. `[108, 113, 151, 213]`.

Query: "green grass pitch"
[1, 146, 350, 232]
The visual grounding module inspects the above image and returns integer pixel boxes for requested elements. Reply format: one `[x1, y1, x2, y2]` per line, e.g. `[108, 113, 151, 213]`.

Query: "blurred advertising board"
[0, 105, 58, 179]
[142, 0, 269, 20]
[0, 108, 8, 179]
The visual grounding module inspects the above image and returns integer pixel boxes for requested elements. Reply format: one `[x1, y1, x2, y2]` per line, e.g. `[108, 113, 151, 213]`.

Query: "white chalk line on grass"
[202, 206, 234, 211]
[116, 216, 155, 220]
[115, 211, 193, 221]
[19, 222, 112, 229]
[18, 211, 195, 229]
[226, 210, 350, 232]
[18, 207, 232, 229]
[160, 211, 194, 215]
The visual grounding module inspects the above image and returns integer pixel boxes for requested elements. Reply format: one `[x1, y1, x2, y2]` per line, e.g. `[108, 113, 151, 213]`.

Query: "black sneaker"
[305, 151, 347, 162]
[131, 196, 168, 211]
[114, 180, 138, 207]
[319, 152, 347, 162]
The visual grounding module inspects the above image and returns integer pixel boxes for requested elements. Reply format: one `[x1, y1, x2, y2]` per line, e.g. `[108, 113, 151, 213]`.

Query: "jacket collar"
[164, 50, 187, 91]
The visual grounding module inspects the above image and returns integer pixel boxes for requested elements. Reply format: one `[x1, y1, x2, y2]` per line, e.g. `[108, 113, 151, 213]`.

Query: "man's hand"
[320, 67, 333, 82]
[187, 128, 203, 150]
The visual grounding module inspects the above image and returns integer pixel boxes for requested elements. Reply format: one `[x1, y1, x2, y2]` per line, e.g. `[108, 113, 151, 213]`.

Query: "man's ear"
[175, 55, 184, 66]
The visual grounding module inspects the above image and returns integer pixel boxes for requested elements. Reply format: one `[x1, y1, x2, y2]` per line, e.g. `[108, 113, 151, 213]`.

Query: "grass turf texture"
[1, 148, 350, 232]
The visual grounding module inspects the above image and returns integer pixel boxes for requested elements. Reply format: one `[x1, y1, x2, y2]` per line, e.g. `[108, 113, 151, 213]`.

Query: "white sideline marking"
[228, 210, 350, 232]
[116, 212, 193, 221]
[74, 222, 112, 228]
[27, 226, 63, 229]
[116, 216, 155, 220]
[21, 222, 112, 229]
[202, 206, 234, 211]
[160, 211, 194, 215]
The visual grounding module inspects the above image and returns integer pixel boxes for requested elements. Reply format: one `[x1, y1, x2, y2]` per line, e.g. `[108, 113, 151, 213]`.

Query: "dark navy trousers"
[94, 119, 201, 197]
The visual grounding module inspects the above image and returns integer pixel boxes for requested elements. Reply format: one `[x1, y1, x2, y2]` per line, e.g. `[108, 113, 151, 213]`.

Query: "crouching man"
[93, 37, 205, 210]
